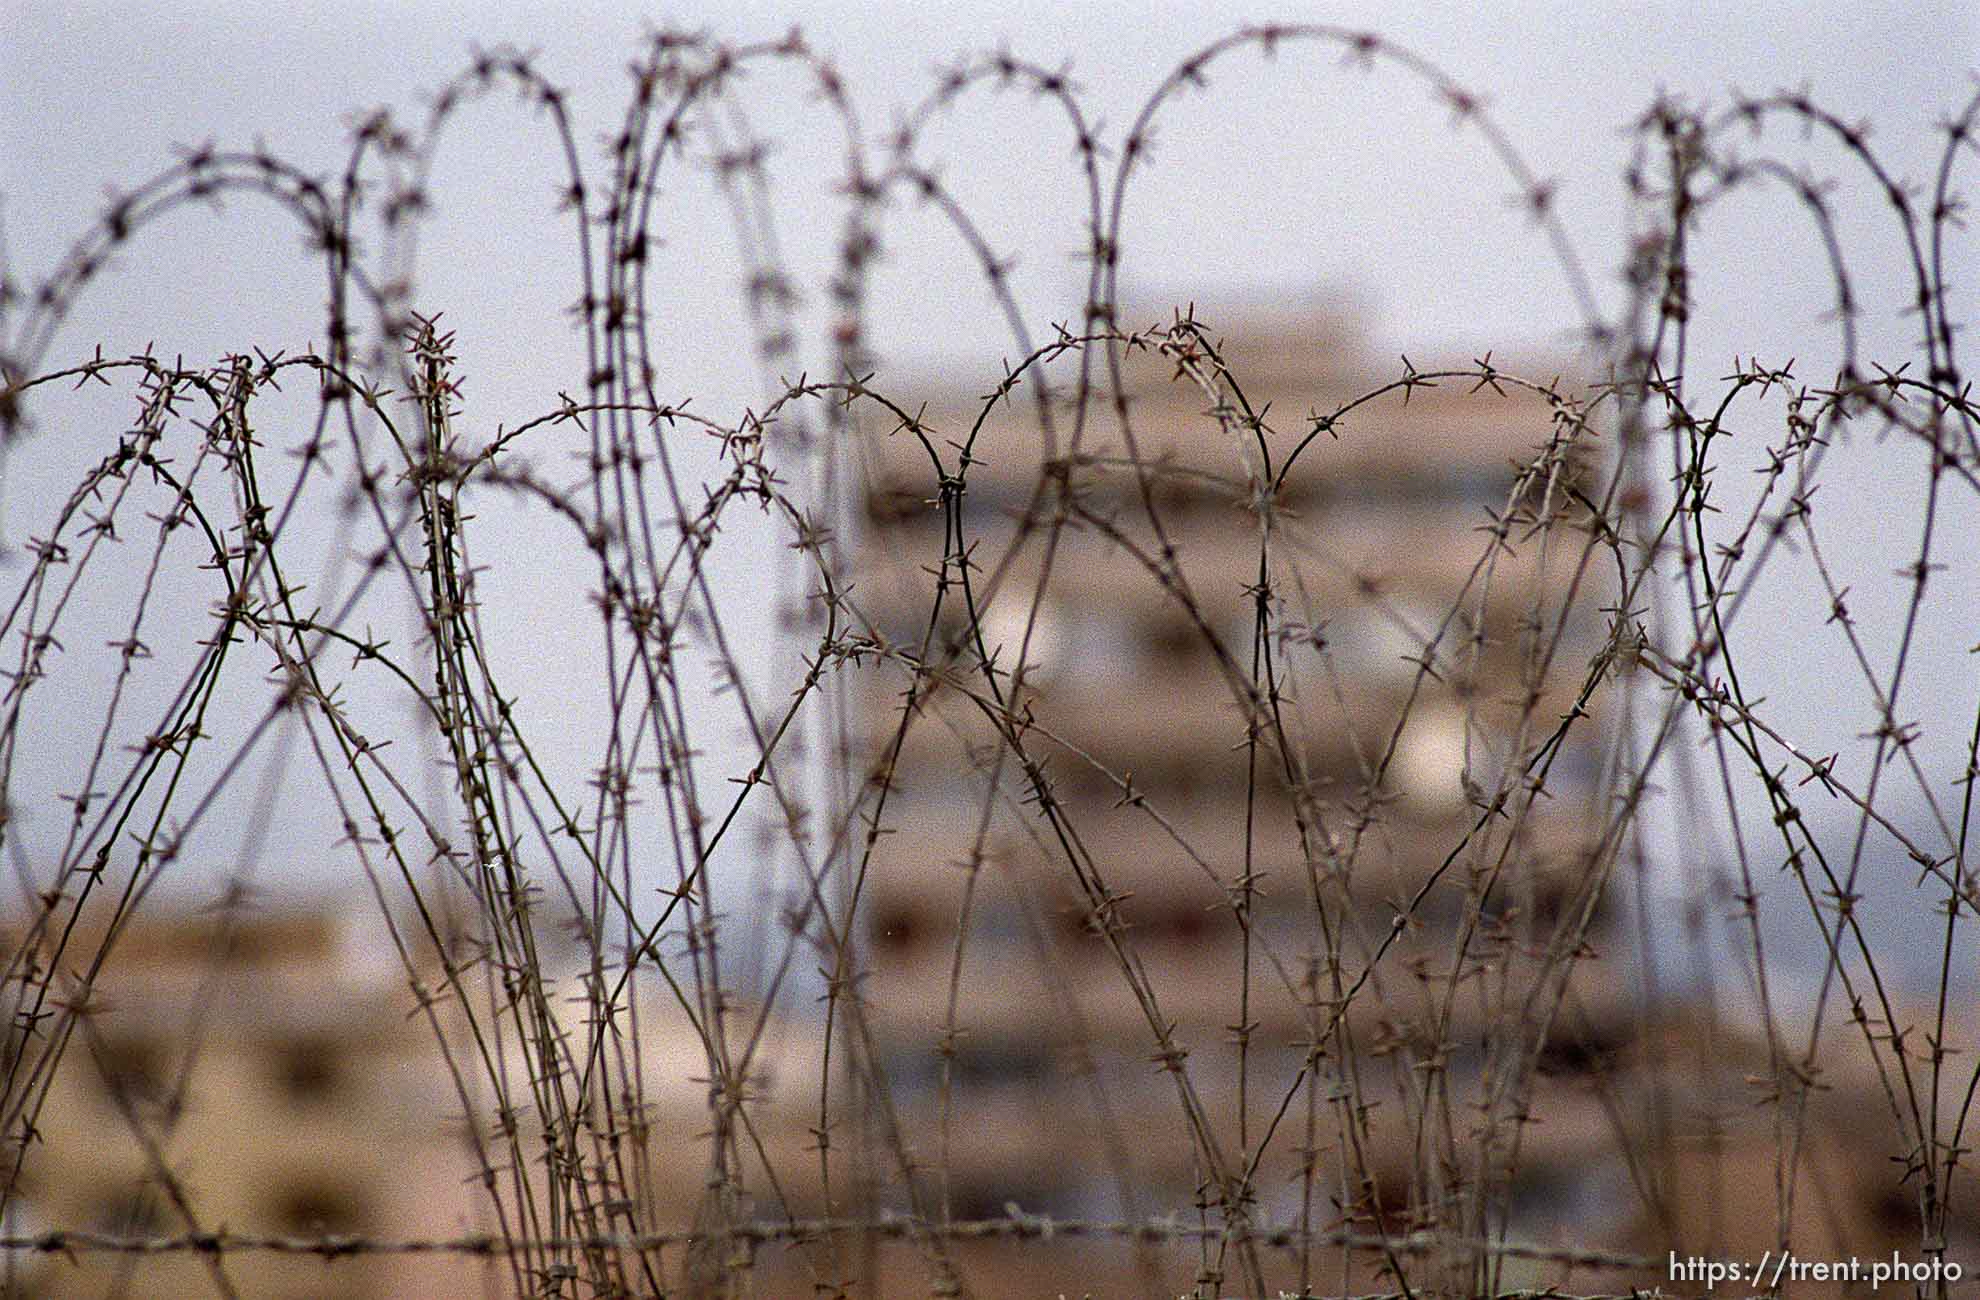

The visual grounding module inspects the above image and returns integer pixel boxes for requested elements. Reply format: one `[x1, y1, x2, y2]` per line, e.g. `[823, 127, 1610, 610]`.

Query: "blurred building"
[0, 904, 843, 1300]
[0, 910, 478, 1299]
[840, 305, 1623, 1293]
[828, 303, 1956, 1300]
[0, 300, 1965, 1299]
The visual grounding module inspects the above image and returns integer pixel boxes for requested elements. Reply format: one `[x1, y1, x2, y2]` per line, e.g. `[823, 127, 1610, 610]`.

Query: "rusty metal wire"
[0, 1214, 1658, 1271]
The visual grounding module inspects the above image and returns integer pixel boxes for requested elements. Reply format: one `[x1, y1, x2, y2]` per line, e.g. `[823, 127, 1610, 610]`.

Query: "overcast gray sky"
[4, 1, 1977, 993]
[8, 2, 1972, 366]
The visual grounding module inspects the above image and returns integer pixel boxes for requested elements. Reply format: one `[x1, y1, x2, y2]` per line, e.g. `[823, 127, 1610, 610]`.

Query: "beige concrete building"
[1, 303, 1960, 1299]
[0, 911, 479, 1299]
[829, 306, 1980, 1298]
[0, 903, 849, 1299]
[836, 305, 1624, 1293]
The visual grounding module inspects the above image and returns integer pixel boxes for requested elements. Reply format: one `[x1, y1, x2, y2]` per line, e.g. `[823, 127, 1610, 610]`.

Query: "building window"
[272, 1176, 369, 1235]
[869, 902, 925, 957]
[269, 1035, 342, 1104]
[91, 1034, 169, 1110]
[86, 1183, 163, 1236]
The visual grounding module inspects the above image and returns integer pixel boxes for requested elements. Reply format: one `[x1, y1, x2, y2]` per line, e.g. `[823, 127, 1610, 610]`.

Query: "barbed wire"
[0, 1213, 1658, 1271]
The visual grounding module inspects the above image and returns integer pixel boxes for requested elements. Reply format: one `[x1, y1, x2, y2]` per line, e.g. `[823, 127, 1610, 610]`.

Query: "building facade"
[837, 305, 1623, 1293]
